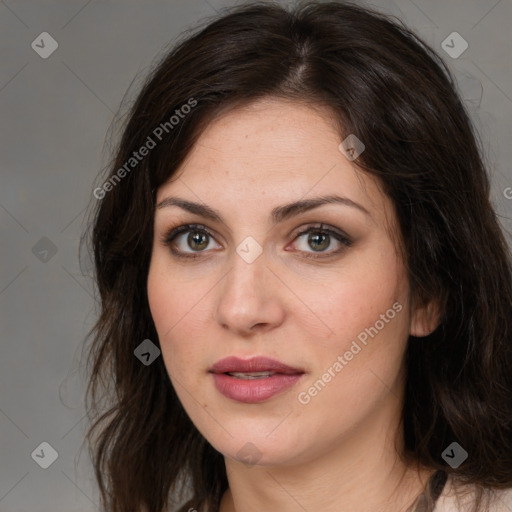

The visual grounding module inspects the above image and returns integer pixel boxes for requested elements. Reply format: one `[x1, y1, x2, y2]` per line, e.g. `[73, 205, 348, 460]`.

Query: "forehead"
[156, 98, 393, 229]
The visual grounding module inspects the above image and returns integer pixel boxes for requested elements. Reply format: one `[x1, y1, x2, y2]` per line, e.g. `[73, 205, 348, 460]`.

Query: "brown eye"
[306, 231, 331, 251]
[161, 224, 221, 259]
[291, 224, 352, 259]
[187, 231, 209, 251]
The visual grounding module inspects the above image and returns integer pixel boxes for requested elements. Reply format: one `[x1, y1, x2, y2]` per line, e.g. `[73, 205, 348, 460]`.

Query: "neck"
[220, 452, 433, 512]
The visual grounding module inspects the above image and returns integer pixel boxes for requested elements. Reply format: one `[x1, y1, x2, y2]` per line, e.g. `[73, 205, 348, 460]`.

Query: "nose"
[214, 246, 286, 336]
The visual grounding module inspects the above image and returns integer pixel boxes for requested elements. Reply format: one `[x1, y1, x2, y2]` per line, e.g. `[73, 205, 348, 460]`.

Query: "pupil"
[188, 232, 208, 250]
[309, 232, 329, 251]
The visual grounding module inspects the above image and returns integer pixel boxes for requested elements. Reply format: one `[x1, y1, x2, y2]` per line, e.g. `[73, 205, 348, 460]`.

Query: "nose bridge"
[214, 238, 284, 332]
[223, 239, 268, 302]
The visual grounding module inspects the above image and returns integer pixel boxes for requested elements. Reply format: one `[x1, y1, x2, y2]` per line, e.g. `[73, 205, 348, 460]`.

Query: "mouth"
[209, 356, 305, 403]
[209, 356, 305, 375]
[223, 371, 281, 379]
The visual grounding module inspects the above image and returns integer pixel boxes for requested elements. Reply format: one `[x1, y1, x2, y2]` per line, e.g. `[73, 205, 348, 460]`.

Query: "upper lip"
[209, 356, 304, 375]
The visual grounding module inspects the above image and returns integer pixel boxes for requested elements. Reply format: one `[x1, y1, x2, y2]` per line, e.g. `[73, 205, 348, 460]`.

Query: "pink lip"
[209, 356, 305, 404]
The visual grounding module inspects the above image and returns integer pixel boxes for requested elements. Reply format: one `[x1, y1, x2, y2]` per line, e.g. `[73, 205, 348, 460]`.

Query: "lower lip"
[211, 373, 304, 403]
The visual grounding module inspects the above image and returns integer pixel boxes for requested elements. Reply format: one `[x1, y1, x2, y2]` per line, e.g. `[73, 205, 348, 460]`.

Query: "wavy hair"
[81, 2, 512, 511]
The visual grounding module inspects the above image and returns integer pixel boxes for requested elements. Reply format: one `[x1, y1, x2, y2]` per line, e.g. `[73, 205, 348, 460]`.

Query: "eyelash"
[160, 223, 352, 260]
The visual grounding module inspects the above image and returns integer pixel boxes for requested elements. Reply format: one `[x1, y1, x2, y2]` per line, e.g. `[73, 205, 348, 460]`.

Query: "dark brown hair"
[82, 2, 512, 511]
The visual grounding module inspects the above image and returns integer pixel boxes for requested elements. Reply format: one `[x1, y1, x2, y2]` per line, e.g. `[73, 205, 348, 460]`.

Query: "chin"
[205, 427, 312, 469]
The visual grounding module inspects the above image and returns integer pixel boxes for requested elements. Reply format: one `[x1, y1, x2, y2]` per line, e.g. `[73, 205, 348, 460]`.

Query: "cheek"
[300, 250, 410, 405]
[147, 253, 202, 333]
[147, 256, 211, 375]
[297, 243, 409, 351]
[147, 259, 185, 369]
[147, 262, 172, 334]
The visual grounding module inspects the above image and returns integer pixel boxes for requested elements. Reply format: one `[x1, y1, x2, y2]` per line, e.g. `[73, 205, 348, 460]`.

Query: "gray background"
[1, 0, 511, 511]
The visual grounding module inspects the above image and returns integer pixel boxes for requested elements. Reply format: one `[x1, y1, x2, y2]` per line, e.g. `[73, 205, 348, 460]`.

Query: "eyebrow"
[156, 194, 370, 225]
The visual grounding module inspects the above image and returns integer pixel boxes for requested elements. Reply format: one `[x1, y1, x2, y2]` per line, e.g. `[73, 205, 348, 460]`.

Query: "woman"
[82, 2, 512, 511]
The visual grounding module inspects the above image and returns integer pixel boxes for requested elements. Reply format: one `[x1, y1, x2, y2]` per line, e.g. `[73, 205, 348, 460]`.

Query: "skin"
[147, 98, 439, 512]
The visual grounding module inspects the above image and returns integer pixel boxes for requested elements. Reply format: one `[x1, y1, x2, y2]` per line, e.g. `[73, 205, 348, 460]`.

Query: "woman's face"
[148, 98, 418, 468]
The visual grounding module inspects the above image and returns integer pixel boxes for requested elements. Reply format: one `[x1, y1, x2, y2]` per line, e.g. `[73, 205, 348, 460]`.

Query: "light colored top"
[434, 476, 512, 511]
